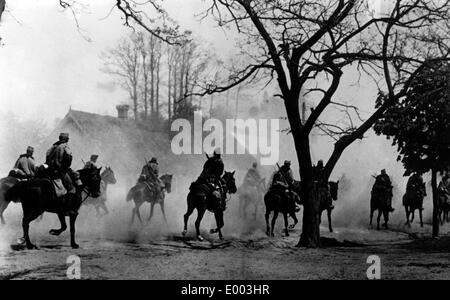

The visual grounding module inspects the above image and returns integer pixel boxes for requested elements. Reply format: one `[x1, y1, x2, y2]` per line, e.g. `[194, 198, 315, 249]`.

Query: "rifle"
[81, 159, 86, 166]
[276, 163, 294, 190]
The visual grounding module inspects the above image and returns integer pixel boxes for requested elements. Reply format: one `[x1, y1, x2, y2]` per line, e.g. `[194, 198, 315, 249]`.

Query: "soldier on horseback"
[406, 173, 426, 206]
[243, 162, 263, 188]
[10, 146, 36, 179]
[83, 154, 99, 169]
[313, 160, 334, 210]
[372, 169, 394, 212]
[271, 160, 294, 189]
[45, 133, 82, 196]
[139, 157, 164, 201]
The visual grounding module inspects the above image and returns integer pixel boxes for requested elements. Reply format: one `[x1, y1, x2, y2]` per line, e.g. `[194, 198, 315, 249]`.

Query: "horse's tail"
[126, 186, 135, 202]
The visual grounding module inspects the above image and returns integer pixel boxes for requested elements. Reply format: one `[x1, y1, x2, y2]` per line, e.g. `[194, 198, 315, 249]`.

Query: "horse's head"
[160, 174, 173, 193]
[329, 181, 339, 201]
[222, 171, 237, 194]
[101, 166, 117, 185]
[78, 167, 102, 198]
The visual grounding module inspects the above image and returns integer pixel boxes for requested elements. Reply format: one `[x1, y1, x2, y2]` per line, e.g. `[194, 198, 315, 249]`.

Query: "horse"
[182, 171, 237, 241]
[0, 176, 21, 224]
[369, 186, 392, 230]
[83, 167, 117, 216]
[264, 183, 301, 237]
[319, 181, 339, 233]
[4, 167, 102, 249]
[403, 184, 426, 227]
[126, 174, 173, 224]
[237, 178, 265, 220]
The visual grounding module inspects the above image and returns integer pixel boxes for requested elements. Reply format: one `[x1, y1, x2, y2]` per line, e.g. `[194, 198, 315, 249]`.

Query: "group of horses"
[2, 160, 449, 249]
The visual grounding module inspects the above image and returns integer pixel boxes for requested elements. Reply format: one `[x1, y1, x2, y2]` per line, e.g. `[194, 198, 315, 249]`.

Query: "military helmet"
[252, 162, 258, 168]
[284, 160, 291, 166]
[150, 157, 158, 164]
[26, 146, 34, 152]
[91, 154, 99, 161]
[317, 160, 324, 167]
[59, 132, 69, 141]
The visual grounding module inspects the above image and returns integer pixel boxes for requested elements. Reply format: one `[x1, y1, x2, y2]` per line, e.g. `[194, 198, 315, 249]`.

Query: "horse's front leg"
[195, 207, 206, 241]
[160, 202, 168, 225]
[69, 213, 79, 249]
[147, 202, 155, 223]
[376, 209, 382, 230]
[283, 213, 289, 237]
[405, 206, 410, 226]
[265, 209, 270, 236]
[270, 211, 278, 237]
[183, 200, 194, 236]
[49, 213, 67, 236]
[419, 208, 423, 228]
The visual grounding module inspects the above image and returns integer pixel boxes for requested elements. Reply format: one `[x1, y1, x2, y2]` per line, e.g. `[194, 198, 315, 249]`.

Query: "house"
[42, 106, 258, 190]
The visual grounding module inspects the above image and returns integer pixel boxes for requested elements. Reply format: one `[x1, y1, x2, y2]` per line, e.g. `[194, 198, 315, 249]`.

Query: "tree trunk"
[432, 168, 439, 238]
[296, 135, 321, 248]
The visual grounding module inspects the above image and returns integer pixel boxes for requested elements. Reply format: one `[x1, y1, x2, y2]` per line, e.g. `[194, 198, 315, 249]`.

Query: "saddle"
[190, 178, 225, 212]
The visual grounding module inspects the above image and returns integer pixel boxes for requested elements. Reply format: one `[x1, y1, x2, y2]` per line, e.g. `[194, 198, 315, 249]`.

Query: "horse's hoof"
[182, 230, 187, 236]
[49, 229, 64, 236]
[210, 229, 216, 234]
[71, 243, 79, 249]
[270, 233, 275, 237]
[288, 225, 295, 230]
[26, 243, 38, 250]
[219, 236, 224, 241]
[197, 235, 204, 242]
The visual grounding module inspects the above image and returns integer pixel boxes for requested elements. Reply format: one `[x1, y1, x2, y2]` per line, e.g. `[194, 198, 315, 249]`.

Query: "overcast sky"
[0, 0, 237, 123]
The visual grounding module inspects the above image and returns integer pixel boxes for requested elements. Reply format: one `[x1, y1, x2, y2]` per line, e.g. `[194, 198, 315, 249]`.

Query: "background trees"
[374, 62, 450, 237]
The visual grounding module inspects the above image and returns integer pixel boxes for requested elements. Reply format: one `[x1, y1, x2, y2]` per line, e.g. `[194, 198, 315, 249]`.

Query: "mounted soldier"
[139, 157, 164, 201]
[372, 169, 394, 212]
[10, 146, 36, 179]
[83, 154, 99, 170]
[243, 162, 263, 189]
[45, 133, 82, 196]
[406, 173, 426, 200]
[192, 148, 226, 211]
[313, 160, 334, 210]
[270, 160, 294, 190]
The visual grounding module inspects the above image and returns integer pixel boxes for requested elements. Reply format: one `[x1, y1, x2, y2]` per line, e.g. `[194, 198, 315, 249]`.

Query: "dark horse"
[369, 186, 392, 230]
[264, 184, 300, 237]
[182, 171, 237, 241]
[5, 168, 102, 249]
[403, 184, 426, 227]
[126, 174, 173, 224]
[83, 167, 117, 216]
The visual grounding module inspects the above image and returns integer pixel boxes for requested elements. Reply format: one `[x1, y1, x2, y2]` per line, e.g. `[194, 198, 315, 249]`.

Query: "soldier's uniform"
[45, 133, 80, 194]
[11, 146, 36, 179]
[140, 157, 164, 199]
[313, 160, 334, 210]
[271, 161, 294, 189]
[407, 173, 425, 194]
[200, 149, 224, 181]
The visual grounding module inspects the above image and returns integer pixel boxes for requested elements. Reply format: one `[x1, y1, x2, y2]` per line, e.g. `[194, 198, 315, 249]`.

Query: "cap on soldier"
[27, 146, 34, 152]
[59, 132, 69, 140]
[284, 160, 291, 165]
[252, 162, 257, 168]
[150, 157, 158, 164]
[91, 154, 99, 160]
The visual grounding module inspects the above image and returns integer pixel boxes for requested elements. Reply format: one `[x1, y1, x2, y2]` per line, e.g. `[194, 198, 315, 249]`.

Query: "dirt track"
[0, 183, 449, 280]
[1, 217, 450, 280]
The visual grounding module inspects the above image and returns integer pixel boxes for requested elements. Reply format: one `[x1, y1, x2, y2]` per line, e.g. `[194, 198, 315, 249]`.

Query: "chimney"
[116, 104, 130, 120]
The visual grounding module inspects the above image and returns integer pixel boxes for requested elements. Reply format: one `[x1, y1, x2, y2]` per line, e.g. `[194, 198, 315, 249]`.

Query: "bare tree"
[101, 34, 142, 121]
[181, 0, 450, 247]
